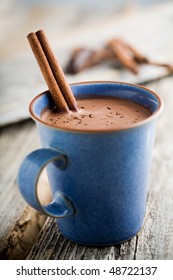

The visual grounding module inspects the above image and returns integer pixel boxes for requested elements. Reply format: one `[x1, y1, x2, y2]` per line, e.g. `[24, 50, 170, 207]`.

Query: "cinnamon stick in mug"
[27, 30, 78, 112]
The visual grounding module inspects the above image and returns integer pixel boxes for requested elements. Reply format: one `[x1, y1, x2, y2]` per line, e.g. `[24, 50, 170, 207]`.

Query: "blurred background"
[0, 0, 172, 125]
[0, 0, 170, 57]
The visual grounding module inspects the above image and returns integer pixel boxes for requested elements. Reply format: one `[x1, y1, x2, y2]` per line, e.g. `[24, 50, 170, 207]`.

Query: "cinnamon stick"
[65, 36, 173, 75]
[116, 38, 149, 64]
[120, 39, 173, 71]
[36, 30, 78, 111]
[144, 60, 173, 72]
[107, 39, 139, 75]
[27, 31, 78, 112]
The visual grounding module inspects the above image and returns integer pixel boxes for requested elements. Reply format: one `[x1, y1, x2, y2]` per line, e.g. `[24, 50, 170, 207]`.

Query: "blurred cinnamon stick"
[65, 37, 173, 75]
[106, 38, 139, 74]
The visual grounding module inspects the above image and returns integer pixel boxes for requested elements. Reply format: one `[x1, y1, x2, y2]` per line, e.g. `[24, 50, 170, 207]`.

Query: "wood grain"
[0, 121, 48, 259]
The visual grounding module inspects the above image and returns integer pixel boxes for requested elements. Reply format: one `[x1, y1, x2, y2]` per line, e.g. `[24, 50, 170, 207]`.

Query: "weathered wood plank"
[26, 76, 173, 259]
[133, 77, 173, 260]
[0, 120, 48, 259]
[26, 217, 137, 260]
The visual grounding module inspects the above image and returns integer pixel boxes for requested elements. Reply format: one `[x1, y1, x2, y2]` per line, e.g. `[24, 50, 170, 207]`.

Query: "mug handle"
[17, 148, 75, 218]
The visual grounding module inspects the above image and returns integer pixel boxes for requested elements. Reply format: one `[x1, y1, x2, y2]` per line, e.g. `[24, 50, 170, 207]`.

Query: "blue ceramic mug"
[17, 81, 163, 245]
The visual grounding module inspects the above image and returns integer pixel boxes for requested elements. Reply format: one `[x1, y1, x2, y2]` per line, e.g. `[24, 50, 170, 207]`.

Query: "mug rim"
[29, 81, 164, 133]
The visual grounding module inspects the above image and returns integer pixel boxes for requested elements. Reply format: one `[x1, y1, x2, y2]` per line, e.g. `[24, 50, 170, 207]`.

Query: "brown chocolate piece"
[65, 47, 113, 74]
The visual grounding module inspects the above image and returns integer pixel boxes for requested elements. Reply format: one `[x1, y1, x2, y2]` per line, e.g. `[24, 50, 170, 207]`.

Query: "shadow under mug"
[17, 81, 163, 245]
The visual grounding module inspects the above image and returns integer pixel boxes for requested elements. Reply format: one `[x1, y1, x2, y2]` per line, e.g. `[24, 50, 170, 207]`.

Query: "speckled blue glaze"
[18, 81, 163, 245]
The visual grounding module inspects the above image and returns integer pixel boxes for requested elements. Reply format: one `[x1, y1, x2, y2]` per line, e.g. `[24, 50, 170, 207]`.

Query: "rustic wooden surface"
[0, 1, 173, 260]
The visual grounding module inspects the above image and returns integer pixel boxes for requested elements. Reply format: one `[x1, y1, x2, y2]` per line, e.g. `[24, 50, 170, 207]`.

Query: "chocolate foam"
[41, 97, 151, 131]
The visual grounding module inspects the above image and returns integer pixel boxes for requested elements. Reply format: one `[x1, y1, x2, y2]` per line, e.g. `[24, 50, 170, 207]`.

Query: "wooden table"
[1, 1, 173, 260]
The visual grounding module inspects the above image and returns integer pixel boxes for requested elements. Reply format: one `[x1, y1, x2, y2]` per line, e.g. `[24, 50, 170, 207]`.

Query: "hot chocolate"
[41, 97, 151, 131]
